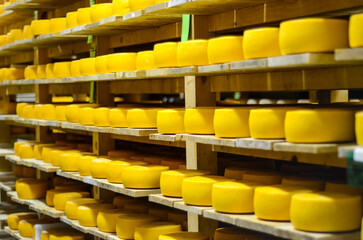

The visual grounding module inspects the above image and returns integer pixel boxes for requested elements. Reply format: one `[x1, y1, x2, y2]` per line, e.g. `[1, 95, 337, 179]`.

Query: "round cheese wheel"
[214, 227, 249, 240]
[291, 192, 362, 232]
[154, 42, 178, 68]
[78, 156, 97, 176]
[31, 20, 50, 35]
[279, 18, 348, 55]
[34, 104, 44, 119]
[70, 60, 81, 77]
[107, 53, 137, 72]
[78, 107, 94, 125]
[182, 175, 229, 206]
[5, 67, 24, 80]
[135, 221, 182, 240]
[55, 106, 67, 121]
[45, 64, 55, 79]
[79, 58, 97, 76]
[243, 171, 282, 185]
[41, 146, 65, 163]
[90, 3, 113, 23]
[13, 164, 23, 177]
[59, 152, 83, 171]
[16, 103, 29, 117]
[51, 149, 78, 167]
[356, 111, 363, 146]
[137, 51, 155, 70]
[285, 109, 354, 143]
[243, 27, 281, 59]
[112, 0, 130, 15]
[37, 65, 47, 79]
[77, 203, 115, 227]
[109, 108, 129, 128]
[128, 0, 154, 11]
[122, 165, 170, 188]
[208, 36, 243, 64]
[65, 198, 100, 219]
[66, 12, 78, 28]
[50, 18, 67, 33]
[113, 195, 137, 209]
[24, 66, 38, 79]
[160, 170, 210, 197]
[46, 188, 82, 206]
[65, 105, 80, 123]
[97, 209, 134, 232]
[127, 108, 161, 128]
[14, 141, 34, 156]
[22, 105, 35, 119]
[16, 178, 48, 199]
[95, 55, 109, 74]
[349, 13, 363, 48]
[53, 62, 71, 78]
[116, 214, 160, 239]
[177, 40, 208, 67]
[212, 181, 263, 214]
[18, 143, 34, 159]
[157, 109, 185, 134]
[18, 219, 48, 237]
[10, 29, 23, 42]
[23, 166, 36, 178]
[49, 231, 84, 240]
[159, 232, 209, 240]
[106, 160, 131, 183]
[214, 108, 250, 138]
[77, 8, 92, 25]
[249, 108, 287, 139]
[90, 158, 112, 178]
[42, 104, 56, 120]
[184, 108, 215, 134]
[7, 212, 38, 230]
[23, 25, 33, 39]
[281, 176, 325, 190]
[94, 107, 111, 126]
[53, 192, 90, 210]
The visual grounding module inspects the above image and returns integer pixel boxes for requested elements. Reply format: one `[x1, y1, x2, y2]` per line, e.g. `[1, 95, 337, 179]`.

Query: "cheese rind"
[159, 232, 209, 240]
[77, 8, 92, 25]
[65, 198, 100, 220]
[59, 152, 82, 171]
[78, 107, 94, 125]
[249, 108, 287, 139]
[16, 178, 48, 199]
[154, 42, 178, 68]
[109, 108, 128, 128]
[53, 192, 90, 210]
[78, 156, 97, 176]
[97, 209, 134, 232]
[66, 12, 78, 28]
[134, 221, 182, 240]
[116, 214, 159, 239]
[184, 108, 215, 134]
[349, 13, 363, 48]
[127, 108, 162, 128]
[18, 219, 48, 237]
[177, 40, 209, 67]
[214, 108, 250, 138]
[106, 161, 131, 183]
[31, 20, 50, 35]
[107, 53, 137, 73]
[90, 4, 113, 23]
[208, 36, 244, 64]
[282, 176, 325, 190]
[7, 212, 38, 230]
[79, 58, 97, 76]
[128, 0, 154, 11]
[157, 109, 185, 134]
[137, 51, 155, 70]
[122, 165, 170, 188]
[77, 203, 115, 227]
[49, 18, 67, 33]
[355, 111, 363, 146]
[93, 107, 110, 127]
[90, 158, 112, 179]
[53, 62, 71, 78]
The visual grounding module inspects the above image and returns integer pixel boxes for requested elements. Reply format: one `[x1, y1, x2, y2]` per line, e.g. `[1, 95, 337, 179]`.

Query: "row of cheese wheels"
[159, 169, 363, 233]
[16, 103, 362, 144]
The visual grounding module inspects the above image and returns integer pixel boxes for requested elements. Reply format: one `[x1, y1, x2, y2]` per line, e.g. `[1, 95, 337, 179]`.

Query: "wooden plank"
[236, 138, 284, 150]
[4, 227, 31, 240]
[338, 145, 356, 158]
[183, 134, 237, 147]
[112, 134, 186, 148]
[148, 194, 183, 208]
[5, 155, 59, 173]
[267, 53, 339, 69]
[335, 47, 363, 61]
[174, 201, 213, 215]
[149, 133, 185, 142]
[273, 142, 352, 154]
[0, 180, 16, 192]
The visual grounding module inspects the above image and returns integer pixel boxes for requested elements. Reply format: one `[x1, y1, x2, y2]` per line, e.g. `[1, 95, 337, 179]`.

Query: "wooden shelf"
[148, 193, 183, 208]
[0, 115, 17, 121]
[3, 0, 75, 10]
[4, 227, 31, 240]
[5, 155, 59, 173]
[0, 10, 33, 25]
[335, 47, 363, 62]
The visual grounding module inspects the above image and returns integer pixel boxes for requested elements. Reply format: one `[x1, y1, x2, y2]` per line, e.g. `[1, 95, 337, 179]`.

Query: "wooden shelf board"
[267, 53, 339, 69]
[4, 227, 31, 240]
[0, 115, 17, 121]
[338, 145, 357, 158]
[273, 142, 353, 154]
[0, 148, 15, 156]
[174, 201, 212, 215]
[148, 194, 183, 208]
[0, 180, 16, 192]
[182, 134, 237, 147]
[335, 47, 363, 61]
[0, 10, 33, 24]
[236, 138, 284, 151]
[5, 155, 59, 173]
[149, 133, 184, 142]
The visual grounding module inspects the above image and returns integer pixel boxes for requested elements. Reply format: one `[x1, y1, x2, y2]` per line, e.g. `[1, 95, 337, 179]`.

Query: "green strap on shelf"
[89, 0, 96, 104]
[181, 14, 190, 42]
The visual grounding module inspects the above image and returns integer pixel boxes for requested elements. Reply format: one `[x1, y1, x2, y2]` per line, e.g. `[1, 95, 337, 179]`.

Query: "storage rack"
[1, 0, 363, 239]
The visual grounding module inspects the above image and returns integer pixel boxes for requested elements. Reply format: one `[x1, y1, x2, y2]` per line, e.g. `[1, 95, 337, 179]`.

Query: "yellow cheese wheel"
[159, 232, 208, 240]
[46, 64, 56, 79]
[22, 105, 35, 119]
[349, 13, 363, 48]
[137, 51, 155, 70]
[33, 104, 43, 119]
[212, 181, 263, 214]
[51, 149, 78, 167]
[90, 158, 112, 178]
[254, 184, 314, 221]
[214, 227, 249, 240]
[80, 58, 97, 76]
[65, 198, 100, 219]
[90, 3, 113, 23]
[16, 103, 29, 117]
[14, 141, 34, 155]
[112, 0, 130, 15]
[41, 104, 56, 120]
[65, 105, 80, 123]
[356, 111, 363, 146]
[66, 12, 78, 29]
[285, 109, 354, 143]
[243, 27, 281, 59]
[95, 55, 109, 74]
[208, 36, 243, 64]
[113, 195, 137, 208]
[154, 42, 178, 68]
[77, 203, 115, 227]
[56, 106, 67, 121]
[109, 108, 129, 127]
[214, 108, 250, 138]
[135, 221, 182, 240]
[59, 152, 83, 171]
[291, 192, 362, 232]
[325, 182, 363, 195]
[107, 53, 137, 72]
[18, 143, 34, 159]
[0, 35, 6, 47]
[280, 18, 349, 55]
[24, 66, 38, 79]
[46, 188, 82, 206]
[54, 192, 90, 210]
[243, 171, 282, 185]
[70, 60, 81, 77]
[41, 146, 64, 163]
[177, 40, 208, 67]
[78, 107, 94, 125]
[97, 209, 134, 232]
[13, 164, 23, 177]
[160, 159, 185, 170]
[48, 231, 84, 240]
[9, 29, 22, 42]
[77, 8, 92, 25]
[184, 108, 215, 134]
[78, 155, 97, 176]
[157, 109, 185, 134]
[16, 178, 48, 199]
[23, 166, 36, 178]
[116, 214, 160, 239]
[122, 165, 170, 188]
[127, 108, 161, 128]
[54, 62, 71, 78]
[10, 67, 25, 80]
[34, 144, 54, 160]
[31, 20, 50, 35]
[18, 219, 48, 237]
[94, 107, 110, 126]
[23, 25, 33, 39]
[37, 65, 47, 79]
[50, 18, 67, 33]
[106, 160, 140, 183]
[129, 0, 154, 11]
[182, 175, 229, 206]
[160, 170, 210, 197]
[282, 176, 325, 190]
[7, 212, 38, 230]
[249, 108, 287, 139]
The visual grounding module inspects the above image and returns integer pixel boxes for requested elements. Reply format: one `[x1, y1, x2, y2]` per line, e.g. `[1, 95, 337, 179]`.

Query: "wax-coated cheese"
[50, 18, 67, 33]
[282, 176, 325, 190]
[285, 109, 354, 143]
[78, 156, 97, 176]
[7, 212, 38, 230]
[107, 53, 137, 73]
[16, 103, 29, 117]
[51, 149, 78, 167]
[59, 152, 83, 171]
[112, 0, 130, 15]
[184, 108, 215, 134]
[159, 232, 209, 240]
[182, 175, 229, 206]
[77, 8, 92, 25]
[122, 165, 170, 189]
[135, 221, 182, 240]
[94, 107, 110, 126]
[214, 108, 250, 138]
[23, 25, 33, 39]
[79, 58, 97, 76]
[109, 108, 129, 128]
[22, 105, 35, 119]
[31, 20, 50, 35]
[137, 51, 155, 70]
[13, 165, 23, 177]
[212, 181, 263, 214]
[42, 146, 67, 163]
[34, 104, 44, 119]
[214, 227, 250, 240]
[65, 198, 100, 219]
[90, 158, 112, 178]
[157, 109, 185, 134]
[208, 36, 243, 64]
[243, 171, 282, 185]
[10, 29, 23, 42]
[280, 18, 349, 55]
[53, 62, 71, 78]
[160, 170, 210, 197]
[18, 219, 48, 237]
[42, 104, 57, 120]
[78, 107, 94, 125]
[66, 12, 78, 28]
[24, 66, 38, 79]
[356, 111, 363, 146]
[116, 214, 160, 239]
[113, 195, 137, 209]
[249, 108, 287, 139]
[37, 65, 47, 79]
[291, 192, 362, 232]
[177, 40, 208, 67]
[349, 13, 363, 48]
[97, 209, 134, 232]
[77, 203, 115, 227]
[22, 166, 36, 178]
[70, 60, 81, 77]
[95, 55, 108, 74]
[127, 108, 162, 128]
[46, 63, 55, 79]
[65, 105, 80, 123]
[16, 178, 48, 199]
[90, 4, 113, 23]
[56, 106, 67, 121]
[106, 160, 131, 183]
[128, 0, 154, 11]
[14, 141, 34, 156]
[46, 188, 83, 206]
[53, 192, 90, 210]
[18, 143, 34, 159]
[154, 42, 178, 68]
[48, 231, 85, 240]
